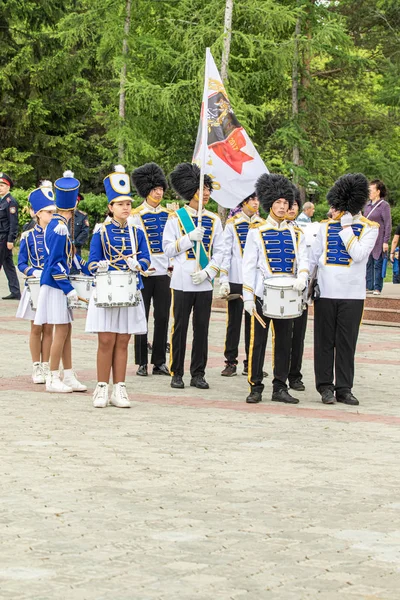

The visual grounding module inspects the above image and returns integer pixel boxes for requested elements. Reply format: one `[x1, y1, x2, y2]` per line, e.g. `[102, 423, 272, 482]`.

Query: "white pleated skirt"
[34, 285, 73, 325]
[16, 287, 36, 321]
[85, 293, 147, 334]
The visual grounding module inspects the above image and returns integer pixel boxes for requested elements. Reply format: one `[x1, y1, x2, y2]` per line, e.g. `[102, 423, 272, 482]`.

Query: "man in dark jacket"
[0, 173, 21, 299]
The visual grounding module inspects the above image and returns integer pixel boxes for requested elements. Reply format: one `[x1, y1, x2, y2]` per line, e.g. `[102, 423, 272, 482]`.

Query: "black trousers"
[224, 282, 250, 367]
[288, 305, 308, 384]
[170, 289, 213, 378]
[248, 297, 293, 393]
[0, 238, 20, 296]
[314, 298, 364, 395]
[134, 275, 171, 366]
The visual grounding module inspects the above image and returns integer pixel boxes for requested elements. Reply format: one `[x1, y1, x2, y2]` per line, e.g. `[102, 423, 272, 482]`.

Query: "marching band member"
[242, 174, 309, 405]
[16, 183, 55, 383]
[130, 163, 171, 377]
[34, 171, 87, 394]
[163, 163, 224, 390]
[286, 188, 308, 392]
[219, 192, 264, 377]
[310, 173, 379, 405]
[86, 165, 150, 409]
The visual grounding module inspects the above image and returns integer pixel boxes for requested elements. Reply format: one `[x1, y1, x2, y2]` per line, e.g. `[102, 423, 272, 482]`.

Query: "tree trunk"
[118, 0, 132, 162]
[219, 0, 234, 225]
[292, 10, 306, 203]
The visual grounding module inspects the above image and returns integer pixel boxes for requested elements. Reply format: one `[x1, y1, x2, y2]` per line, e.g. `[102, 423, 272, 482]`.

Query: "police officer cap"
[327, 173, 369, 215]
[256, 174, 294, 212]
[131, 163, 168, 199]
[0, 173, 14, 188]
[170, 163, 213, 202]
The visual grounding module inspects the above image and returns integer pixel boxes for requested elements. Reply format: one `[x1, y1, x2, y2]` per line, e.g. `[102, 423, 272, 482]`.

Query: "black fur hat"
[239, 191, 257, 207]
[256, 174, 294, 212]
[169, 163, 213, 202]
[131, 162, 168, 199]
[292, 185, 302, 210]
[327, 173, 369, 215]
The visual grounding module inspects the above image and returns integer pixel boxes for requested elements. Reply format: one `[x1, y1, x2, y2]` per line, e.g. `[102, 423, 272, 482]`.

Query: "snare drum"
[94, 271, 140, 308]
[27, 277, 41, 310]
[70, 275, 93, 310]
[262, 277, 304, 319]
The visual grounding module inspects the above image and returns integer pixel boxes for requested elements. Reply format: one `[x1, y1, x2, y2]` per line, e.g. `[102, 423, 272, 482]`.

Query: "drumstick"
[253, 309, 267, 329]
[77, 296, 89, 304]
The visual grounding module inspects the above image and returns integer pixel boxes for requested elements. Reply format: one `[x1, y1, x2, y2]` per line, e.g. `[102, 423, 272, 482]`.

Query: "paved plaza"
[0, 276, 399, 600]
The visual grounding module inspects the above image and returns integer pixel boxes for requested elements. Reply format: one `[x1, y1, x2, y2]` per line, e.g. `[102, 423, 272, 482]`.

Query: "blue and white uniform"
[85, 219, 150, 334]
[16, 224, 46, 320]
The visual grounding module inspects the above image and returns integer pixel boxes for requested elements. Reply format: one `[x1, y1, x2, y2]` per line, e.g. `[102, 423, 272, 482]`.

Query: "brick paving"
[0, 275, 399, 599]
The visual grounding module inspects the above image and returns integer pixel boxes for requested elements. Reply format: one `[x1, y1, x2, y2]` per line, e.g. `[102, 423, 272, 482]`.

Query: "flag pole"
[195, 48, 210, 271]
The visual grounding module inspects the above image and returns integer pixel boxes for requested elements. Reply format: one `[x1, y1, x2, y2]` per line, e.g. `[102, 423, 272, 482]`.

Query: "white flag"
[193, 48, 269, 209]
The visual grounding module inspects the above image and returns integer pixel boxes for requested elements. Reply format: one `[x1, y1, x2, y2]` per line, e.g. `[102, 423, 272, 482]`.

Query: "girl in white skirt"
[34, 171, 87, 394]
[86, 165, 150, 408]
[16, 183, 55, 383]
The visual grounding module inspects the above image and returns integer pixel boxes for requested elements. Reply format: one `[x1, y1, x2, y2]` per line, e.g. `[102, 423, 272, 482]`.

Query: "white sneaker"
[63, 370, 87, 392]
[32, 362, 45, 384]
[93, 382, 109, 408]
[373, 290, 381, 296]
[46, 371, 73, 393]
[110, 383, 131, 408]
[42, 362, 50, 380]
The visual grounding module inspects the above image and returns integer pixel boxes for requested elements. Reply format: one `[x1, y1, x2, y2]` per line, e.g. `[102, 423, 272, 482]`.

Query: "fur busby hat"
[292, 185, 302, 210]
[256, 174, 294, 212]
[170, 163, 213, 202]
[131, 162, 168, 199]
[327, 173, 369, 215]
[239, 191, 257, 207]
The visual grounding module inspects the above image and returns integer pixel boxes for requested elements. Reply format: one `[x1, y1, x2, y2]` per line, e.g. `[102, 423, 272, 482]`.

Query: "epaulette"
[204, 209, 218, 220]
[130, 205, 143, 215]
[225, 217, 236, 225]
[168, 212, 178, 219]
[293, 225, 303, 233]
[54, 221, 68, 236]
[319, 218, 330, 223]
[20, 230, 32, 240]
[360, 216, 380, 228]
[249, 222, 262, 229]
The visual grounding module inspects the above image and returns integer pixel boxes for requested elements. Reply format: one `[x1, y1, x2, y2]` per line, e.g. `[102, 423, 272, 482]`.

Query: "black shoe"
[171, 375, 184, 389]
[246, 391, 262, 404]
[147, 342, 152, 353]
[221, 364, 237, 377]
[336, 392, 359, 406]
[136, 364, 148, 377]
[321, 389, 336, 404]
[190, 376, 209, 390]
[166, 342, 170, 354]
[242, 368, 248, 376]
[290, 379, 305, 391]
[2, 293, 21, 300]
[263, 371, 269, 378]
[271, 389, 299, 404]
[153, 364, 170, 376]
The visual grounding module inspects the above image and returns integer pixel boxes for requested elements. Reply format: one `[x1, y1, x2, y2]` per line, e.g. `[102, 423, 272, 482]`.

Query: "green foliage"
[1, 0, 399, 221]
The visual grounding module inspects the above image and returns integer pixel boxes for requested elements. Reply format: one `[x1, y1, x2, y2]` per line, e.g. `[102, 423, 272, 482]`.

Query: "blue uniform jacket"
[18, 224, 46, 279]
[88, 218, 150, 289]
[40, 214, 90, 295]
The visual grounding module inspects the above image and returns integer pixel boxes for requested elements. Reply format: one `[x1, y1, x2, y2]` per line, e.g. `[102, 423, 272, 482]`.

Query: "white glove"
[191, 270, 208, 285]
[67, 289, 78, 299]
[341, 212, 353, 227]
[32, 270, 42, 278]
[97, 260, 109, 273]
[244, 300, 255, 315]
[292, 273, 308, 292]
[219, 282, 230, 298]
[189, 226, 205, 242]
[126, 257, 139, 271]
